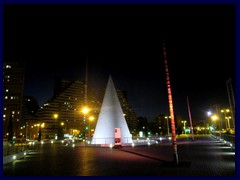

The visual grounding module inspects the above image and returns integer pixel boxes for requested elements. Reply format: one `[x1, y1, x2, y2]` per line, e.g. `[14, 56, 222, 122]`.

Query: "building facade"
[3, 62, 25, 139]
[116, 90, 138, 135]
[37, 78, 85, 139]
[37, 78, 101, 139]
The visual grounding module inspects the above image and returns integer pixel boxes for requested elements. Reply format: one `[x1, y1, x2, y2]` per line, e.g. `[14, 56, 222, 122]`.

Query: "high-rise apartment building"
[37, 78, 101, 139]
[3, 62, 25, 138]
[116, 90, 138, 135]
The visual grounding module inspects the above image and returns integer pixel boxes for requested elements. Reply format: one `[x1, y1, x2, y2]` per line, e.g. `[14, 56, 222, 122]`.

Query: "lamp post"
[225, 116, 231, 129]
[35, 123, 40, 141]
[221, 109, 230, 129]
[53, 114, 58, 121]
[181, 120, 187, 134]
[210, 114, 219, 131]
[53, 114, 58, 139]
[40, 123, 45, 140]
[164, 116, 171, 136]
[60, 122, 66, 138]
[88, 116, 94, 139]
[81, 107, 90, 139]
[207, 111, 218, 130]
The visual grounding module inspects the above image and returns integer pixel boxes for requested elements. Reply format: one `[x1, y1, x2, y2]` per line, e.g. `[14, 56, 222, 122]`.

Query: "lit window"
[11, 96, 13, 99]
[28, 99, 30, 101]
[5, 96, 8, 99]
[6, 65, 11, 68]
[12, 111, 15, 114]
[3, 115, 6, 118]
[6, 89, 8, 92]
[4, 108, 6, 110]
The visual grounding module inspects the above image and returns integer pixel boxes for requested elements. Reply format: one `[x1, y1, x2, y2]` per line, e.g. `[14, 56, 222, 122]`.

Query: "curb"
[3, 150, 28, 165]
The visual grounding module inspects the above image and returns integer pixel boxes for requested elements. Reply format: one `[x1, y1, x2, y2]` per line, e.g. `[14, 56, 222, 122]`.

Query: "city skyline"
[4, 4, 235, 121]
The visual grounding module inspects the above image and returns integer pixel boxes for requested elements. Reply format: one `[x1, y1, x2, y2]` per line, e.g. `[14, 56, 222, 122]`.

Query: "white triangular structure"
[91, 76, 133, 145]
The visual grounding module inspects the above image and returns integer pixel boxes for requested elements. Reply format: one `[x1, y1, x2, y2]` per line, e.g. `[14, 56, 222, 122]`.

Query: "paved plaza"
[3, 135, 235, 176]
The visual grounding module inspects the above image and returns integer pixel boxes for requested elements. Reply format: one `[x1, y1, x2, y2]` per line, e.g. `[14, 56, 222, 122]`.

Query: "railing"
[220, 134, 235, 146]
[211, 132, 235, 147]
[3, 141, 29, 156]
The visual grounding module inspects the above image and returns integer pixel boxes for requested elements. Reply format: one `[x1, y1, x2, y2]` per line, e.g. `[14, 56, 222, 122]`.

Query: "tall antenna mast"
[85, 54, 88, 105]
[83, 53, 89, 138]
[186, 96, 194, 141]
[162, 42, 179, 164]
[226, 78, 235, 131]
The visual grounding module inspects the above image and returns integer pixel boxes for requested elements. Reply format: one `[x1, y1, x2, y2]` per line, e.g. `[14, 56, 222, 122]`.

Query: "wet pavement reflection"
[3, 135, 235, 176]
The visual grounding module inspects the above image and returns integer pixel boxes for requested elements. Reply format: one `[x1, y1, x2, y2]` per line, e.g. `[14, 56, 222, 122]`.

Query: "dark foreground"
[3, 135, 235, 176]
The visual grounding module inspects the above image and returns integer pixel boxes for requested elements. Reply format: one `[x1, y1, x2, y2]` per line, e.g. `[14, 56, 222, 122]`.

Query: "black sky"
[4, 4, 235, 121]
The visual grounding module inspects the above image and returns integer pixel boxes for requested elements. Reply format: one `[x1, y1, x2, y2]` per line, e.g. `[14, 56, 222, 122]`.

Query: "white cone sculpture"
[91, 76, 133, 145]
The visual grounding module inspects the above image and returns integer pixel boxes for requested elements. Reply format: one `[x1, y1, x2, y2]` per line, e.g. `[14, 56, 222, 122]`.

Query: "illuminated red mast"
[162, 42, 179, 164]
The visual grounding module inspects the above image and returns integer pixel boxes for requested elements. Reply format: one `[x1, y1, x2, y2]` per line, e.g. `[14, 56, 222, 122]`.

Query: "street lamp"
[53, 114, 58, 139]
[221, 109, 230, 129]
[164, 116, 171, 136]
[60, 122, 64, 130]
[225, 116, 231, 129]
[81, 107, 90, 116]
[210, 114, 219, 131]
[53, 114, 58, 121]
[37, 123, 42, 142]
[81, 107, 90, 138]
[88, 116, 94, 139]
[181, 120, 187, 134]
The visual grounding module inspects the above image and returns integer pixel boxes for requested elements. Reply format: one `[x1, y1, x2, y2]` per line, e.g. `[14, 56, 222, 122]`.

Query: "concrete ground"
[3, 134, 235, 176]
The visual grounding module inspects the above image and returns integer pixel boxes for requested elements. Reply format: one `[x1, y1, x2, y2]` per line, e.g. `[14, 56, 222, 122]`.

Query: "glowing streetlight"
[81, 107, 90, 139]
[210, 114, 219, 130]
[221, 109, 231, 129]
[164, 116, 171, 136]
[53, 114, 58, 139]
[88, 116, 94, 139]
[207, 111, 212, 116]
[53, 114, 58, 120]
[89, 116, 94, 121]
[181, 120, 187, 134]
[82, 107, 90, 115]
[225, 116, 231, 129]
[211, 115, 218, 121]
[37, 122, 44, 142]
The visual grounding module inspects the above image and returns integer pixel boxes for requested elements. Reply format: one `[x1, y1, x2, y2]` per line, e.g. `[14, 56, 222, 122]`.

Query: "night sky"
[4, 4, 235, 122]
